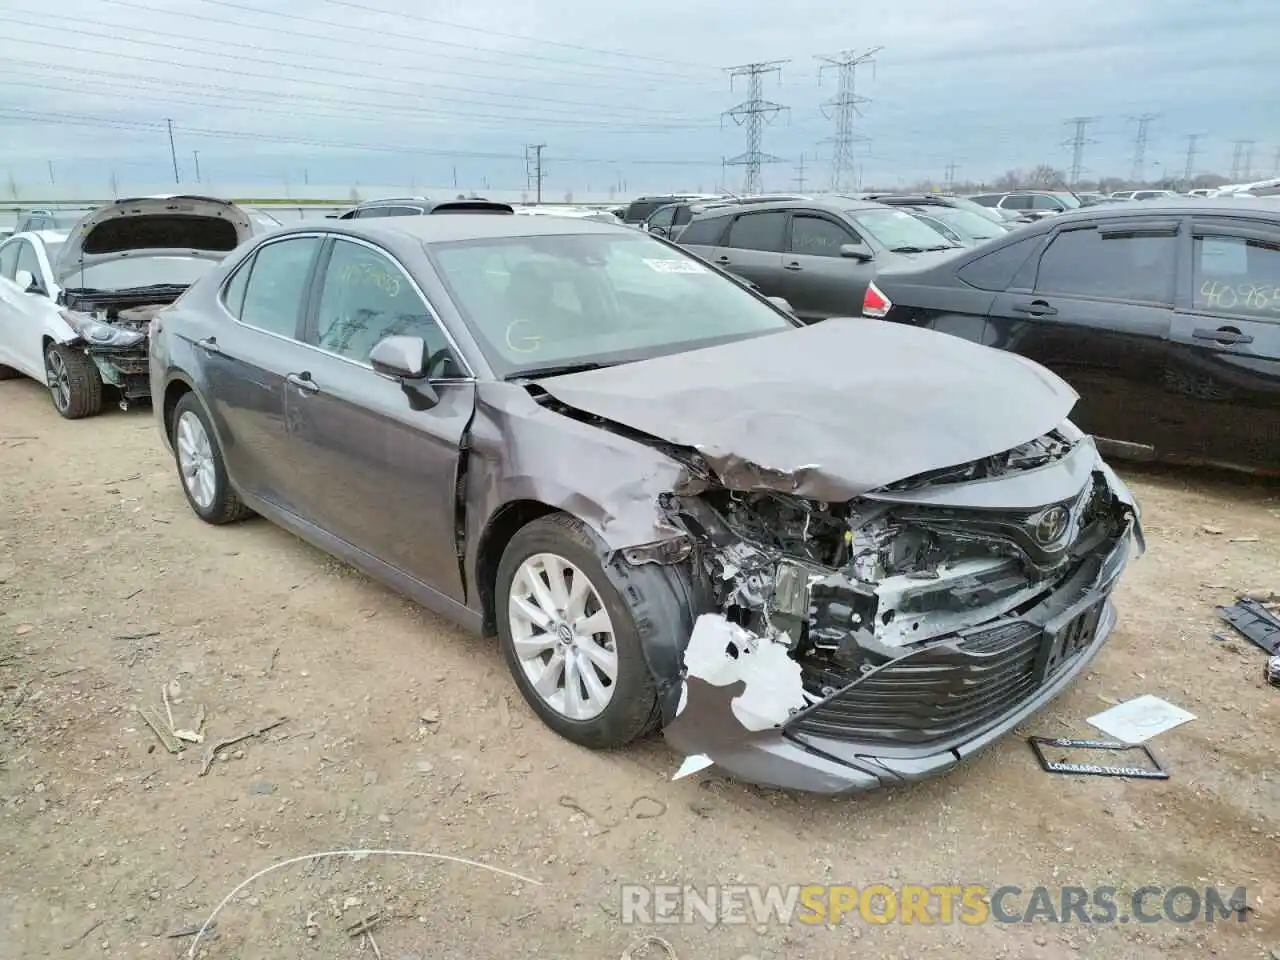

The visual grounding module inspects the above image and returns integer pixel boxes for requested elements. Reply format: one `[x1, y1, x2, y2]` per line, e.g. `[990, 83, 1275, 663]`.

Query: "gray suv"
[678, 198, 962, 322]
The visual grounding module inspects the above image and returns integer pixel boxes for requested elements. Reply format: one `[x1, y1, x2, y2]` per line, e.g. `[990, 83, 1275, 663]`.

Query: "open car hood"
[55, 195, 253, 283]
[536, 318, 1080, 501]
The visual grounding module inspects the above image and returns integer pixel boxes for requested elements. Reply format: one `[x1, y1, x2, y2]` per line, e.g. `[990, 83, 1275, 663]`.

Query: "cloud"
[0, 0, 1275, 197]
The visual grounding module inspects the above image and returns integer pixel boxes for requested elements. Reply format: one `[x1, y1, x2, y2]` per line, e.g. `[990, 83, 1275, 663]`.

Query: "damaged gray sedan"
[149, 214, 1143, 794]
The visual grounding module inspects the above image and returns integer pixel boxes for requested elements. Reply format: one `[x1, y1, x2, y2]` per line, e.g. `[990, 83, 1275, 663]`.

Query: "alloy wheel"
[176, 411, 216, 510]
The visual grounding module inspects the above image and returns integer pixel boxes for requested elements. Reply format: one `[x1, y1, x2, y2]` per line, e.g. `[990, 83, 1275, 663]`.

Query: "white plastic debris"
[1086, 694, 1196, 744]
[677, 614, 808, 731]
[672, 755, 714, 780]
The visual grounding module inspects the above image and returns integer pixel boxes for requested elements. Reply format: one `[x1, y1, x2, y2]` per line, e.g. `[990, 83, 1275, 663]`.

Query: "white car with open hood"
[0, 195, 253, 418]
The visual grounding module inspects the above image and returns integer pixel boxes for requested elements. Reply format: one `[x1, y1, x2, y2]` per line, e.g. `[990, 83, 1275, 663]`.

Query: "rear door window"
[1030, 194, 1064, 211]
[1034, 226, 1177, 304]
[724, 211, 787, 252]
[1002, 195, 1032, 210]
[1192, 233, 1280, 320]
[239, 237, 322, 338]
[0, 241, 18, 280]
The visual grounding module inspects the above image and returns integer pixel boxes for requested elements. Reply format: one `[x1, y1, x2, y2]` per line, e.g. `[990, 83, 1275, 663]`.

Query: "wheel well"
[476, 500, 559, 636]
[162, 379, 193, 439]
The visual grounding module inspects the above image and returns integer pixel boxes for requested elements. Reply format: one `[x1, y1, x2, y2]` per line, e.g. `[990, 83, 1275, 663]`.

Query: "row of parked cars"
[0, 191, 1147, 794]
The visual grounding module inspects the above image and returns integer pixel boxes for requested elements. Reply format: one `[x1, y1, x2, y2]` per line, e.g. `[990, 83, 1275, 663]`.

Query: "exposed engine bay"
[660, 428, 1134, 704]
[59, 284, 184, 403]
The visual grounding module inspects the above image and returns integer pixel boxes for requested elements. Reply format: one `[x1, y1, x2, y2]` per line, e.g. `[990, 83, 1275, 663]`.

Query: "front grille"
[788, 620, 1044, 747]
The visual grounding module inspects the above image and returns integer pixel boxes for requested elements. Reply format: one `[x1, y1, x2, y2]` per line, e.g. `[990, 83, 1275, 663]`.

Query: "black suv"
[678, 198, 961, 322]
[335, 197, 513, 219]
[619, 194, 720, 225]
[863, 198, 1280, 474]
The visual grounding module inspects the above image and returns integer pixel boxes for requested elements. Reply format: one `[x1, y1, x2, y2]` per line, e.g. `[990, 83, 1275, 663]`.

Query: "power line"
[186, 0, 716, 81]
[13, 1, 706, 97]
[722, 61, 789, 194]
[815, 47, 880, 193]
[1182, 134, 1204, 184]
[1063, 116, 1100, 186]
[1127, 113, 1158, 183]
[525, 144, 546, 203]
[165, 118, 179, 184]
[0, 17, 701, 121]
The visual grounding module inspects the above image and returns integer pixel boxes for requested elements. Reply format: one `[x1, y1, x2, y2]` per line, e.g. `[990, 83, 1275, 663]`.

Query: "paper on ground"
[1086, 695, 1196, 744]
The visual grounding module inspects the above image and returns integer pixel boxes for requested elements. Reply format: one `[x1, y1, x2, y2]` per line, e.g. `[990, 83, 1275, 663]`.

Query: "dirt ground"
[1, 376, 1278, 960]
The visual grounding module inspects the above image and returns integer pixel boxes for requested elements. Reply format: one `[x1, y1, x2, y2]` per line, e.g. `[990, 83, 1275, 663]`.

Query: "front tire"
[171, 392, 253, 525]
[496, 514, 660, 749]
[45, 343, 103, 419]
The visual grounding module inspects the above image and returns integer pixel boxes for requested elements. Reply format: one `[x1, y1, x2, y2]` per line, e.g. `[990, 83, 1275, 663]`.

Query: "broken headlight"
[59, 309, 145, 349]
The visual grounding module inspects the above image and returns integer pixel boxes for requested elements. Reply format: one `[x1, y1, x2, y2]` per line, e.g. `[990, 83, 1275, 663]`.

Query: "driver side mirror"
[839, 243, 873, 262]
[15, 269, 43, 295]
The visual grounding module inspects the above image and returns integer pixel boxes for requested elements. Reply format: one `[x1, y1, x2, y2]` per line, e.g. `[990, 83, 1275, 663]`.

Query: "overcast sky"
[0, 0, 1276, 197]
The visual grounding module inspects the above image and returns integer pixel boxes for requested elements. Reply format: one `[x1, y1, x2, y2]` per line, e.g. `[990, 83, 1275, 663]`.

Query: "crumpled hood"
[537, 318, 1080, 501]
[55, 195, 253, 282]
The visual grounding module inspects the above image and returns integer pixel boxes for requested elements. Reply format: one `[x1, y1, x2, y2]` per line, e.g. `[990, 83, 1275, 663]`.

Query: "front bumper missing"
[88, 344, 151, 400]
[663, 519, 1138, 794]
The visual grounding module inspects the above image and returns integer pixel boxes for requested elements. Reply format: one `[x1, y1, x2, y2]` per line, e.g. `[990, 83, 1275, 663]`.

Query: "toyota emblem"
[1033, 506, 1070, 544]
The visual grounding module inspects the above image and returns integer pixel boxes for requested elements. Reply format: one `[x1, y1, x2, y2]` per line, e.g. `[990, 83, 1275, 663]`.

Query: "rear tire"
[171, 392, 254, 525]
[45, 343, 103, 419]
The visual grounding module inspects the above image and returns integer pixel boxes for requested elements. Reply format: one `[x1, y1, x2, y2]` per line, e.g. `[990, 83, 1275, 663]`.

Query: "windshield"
[922, 207, 1006, 240]
[49, 211, 89, 229]
[949, 196, 1007, 224]
[850, 209, 958, 251]
[61, 256, 216, 290]
[430, 232, 794, 377]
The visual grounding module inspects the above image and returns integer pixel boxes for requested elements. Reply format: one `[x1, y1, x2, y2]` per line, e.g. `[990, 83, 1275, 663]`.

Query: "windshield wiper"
[506, 360, 616, 381]
[891, 243, 958, 252]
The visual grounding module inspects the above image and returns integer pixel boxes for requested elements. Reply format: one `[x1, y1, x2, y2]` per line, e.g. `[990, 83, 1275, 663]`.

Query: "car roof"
[1043, 196, 1280, 224]
[274, 213, 627, 245]
[690, 197, 888, 218]
[6, 229, 68, 243]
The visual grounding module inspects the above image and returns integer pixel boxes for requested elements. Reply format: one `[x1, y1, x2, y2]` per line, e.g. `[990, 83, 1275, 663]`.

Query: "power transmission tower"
[165, 118, 179, 184]
[1062, 117, 1099, 187]
[1182, 134, 1203, 185]
[816, 47, 880, 193]
[722, 61, 789, 194]
[525, 143, 546, 203]
[793, 153, 808, 192]
[1229, 140, 1256, 181]
[1128, 113, 1158, 183]
[944, 161, 959, 193]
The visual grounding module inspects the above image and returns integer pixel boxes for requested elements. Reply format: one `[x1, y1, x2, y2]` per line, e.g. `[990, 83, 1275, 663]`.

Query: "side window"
[240, 237, 321, 337]
[725, 211, 787, 252]
[956, 235, 1046, 291]
[648, 206, 676, 229]
[1034, 227, 1176, 304]
[0, 242, 19, 281]
[16, 241, 43, 289]
[1030, 194, 1063, 211]
[220, 255, 253, 319]
[313, 239, 461, 373]
[1003, 195, 1032, 210]
[1193, 234, 1280, 319]
[789, 214, 854, 257]
[678, 215, 729, 246]
[672, 206, 693, 226]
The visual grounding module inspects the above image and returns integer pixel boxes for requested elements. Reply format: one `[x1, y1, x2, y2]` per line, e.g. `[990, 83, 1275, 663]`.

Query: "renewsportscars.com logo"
[620, 884, 1250, 927]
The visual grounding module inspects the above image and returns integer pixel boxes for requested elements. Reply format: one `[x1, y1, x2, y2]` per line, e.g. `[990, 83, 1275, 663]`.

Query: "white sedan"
[0, 229, 85, 404]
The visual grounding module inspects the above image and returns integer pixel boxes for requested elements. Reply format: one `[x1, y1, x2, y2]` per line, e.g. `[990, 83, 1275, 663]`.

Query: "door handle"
[195, 336, 221, 354]
[716, 256, 731, 264]
[286, 372, 319, 394]
[1011, 299, 1058, 317]
[784, 261, 803, 271]
[1192, 327, 1253, 345]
